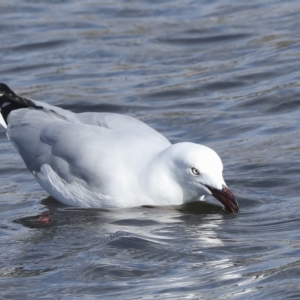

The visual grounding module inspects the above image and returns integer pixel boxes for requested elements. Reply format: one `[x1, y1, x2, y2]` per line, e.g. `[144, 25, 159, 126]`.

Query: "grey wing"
[31, 100, 170, 146]
[7, 107, 170, 192]
[7, 108, 60, 172]
[76, 112, 171, 146]
[7, 108, 113, 189]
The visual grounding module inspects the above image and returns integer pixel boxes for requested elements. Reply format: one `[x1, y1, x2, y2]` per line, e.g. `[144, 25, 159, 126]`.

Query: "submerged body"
[0, 84, 239, 212]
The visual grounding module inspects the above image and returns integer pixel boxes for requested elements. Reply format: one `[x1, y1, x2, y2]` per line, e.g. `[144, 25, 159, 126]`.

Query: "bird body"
[0, 83, 239, 212]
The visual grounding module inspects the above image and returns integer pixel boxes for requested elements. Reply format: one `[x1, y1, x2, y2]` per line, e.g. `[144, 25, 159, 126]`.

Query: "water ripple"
[1, 0, 300, 298]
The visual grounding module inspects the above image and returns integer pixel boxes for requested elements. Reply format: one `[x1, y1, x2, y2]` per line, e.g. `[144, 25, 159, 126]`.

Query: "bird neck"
[142, 148, 184, 206]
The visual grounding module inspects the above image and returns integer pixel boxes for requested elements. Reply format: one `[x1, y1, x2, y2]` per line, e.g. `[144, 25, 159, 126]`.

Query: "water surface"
[1, 0, 300, 298]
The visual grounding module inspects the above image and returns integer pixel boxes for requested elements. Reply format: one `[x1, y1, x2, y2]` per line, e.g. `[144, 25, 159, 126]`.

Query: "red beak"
[205, 185, 239, 213]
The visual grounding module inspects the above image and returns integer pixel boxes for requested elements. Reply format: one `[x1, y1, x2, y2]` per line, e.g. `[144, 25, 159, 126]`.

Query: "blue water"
[1, 0, 300, 298]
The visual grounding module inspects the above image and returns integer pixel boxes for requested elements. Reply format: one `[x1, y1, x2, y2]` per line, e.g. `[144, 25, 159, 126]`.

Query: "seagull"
[0, 83, 239, 213]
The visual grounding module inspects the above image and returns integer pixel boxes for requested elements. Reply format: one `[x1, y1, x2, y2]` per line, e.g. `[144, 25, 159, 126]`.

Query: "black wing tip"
[0, 83, 37, 107]
[0, 83, 16, 96]
[0, 83, 42, 125]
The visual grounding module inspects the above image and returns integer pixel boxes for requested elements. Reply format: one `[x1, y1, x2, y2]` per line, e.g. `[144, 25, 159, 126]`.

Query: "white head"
[165, 142, 239, 213]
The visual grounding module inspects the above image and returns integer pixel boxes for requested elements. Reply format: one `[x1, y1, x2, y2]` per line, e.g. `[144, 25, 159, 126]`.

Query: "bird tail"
[0, 83, 41, 129]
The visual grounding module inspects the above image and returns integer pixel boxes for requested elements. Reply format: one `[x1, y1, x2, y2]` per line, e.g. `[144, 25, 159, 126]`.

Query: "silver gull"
[0, 83, 239, 213]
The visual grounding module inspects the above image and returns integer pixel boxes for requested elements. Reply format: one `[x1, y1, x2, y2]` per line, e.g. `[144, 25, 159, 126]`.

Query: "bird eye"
[191, 167, 200, 176]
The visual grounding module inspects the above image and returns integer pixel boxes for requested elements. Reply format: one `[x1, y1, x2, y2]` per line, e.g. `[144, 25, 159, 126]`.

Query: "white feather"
[35, 164, 114, 208]
[0, 112, 7, 129]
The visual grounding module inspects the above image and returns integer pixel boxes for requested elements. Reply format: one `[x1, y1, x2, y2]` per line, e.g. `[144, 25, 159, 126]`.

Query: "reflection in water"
[1, 0, 300, 298]
[8, 204, 246, 297]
